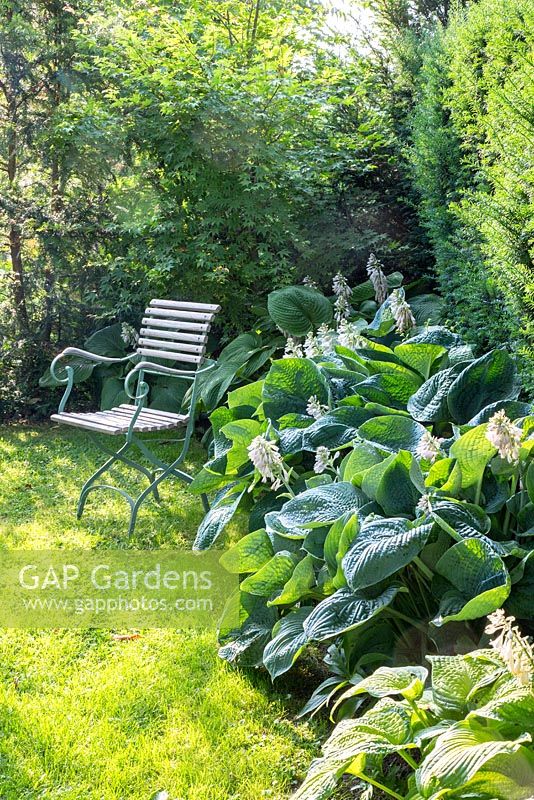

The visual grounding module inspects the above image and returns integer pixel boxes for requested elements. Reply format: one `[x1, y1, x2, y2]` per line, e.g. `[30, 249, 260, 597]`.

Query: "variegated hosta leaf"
[471, 685, 534, 734]
[428, 650, 505, 717]
[457, 748, 534, 800]
[267, 554, 316, 606]
[415, 720, 531, 796]
[240, 551, 298, 596]
[293, 699, 414, 800]
[335, 666, 428, 707]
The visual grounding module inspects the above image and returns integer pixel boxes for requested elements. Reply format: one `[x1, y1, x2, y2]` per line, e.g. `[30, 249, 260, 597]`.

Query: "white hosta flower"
[247, 435, 289, 491]
[416, 431, 444, 463]
[389, 289, 416, 335]
[283, 336, 303, 358]
[486, 409, 523, 464]
[302, 275, 318, 290]
[313, 446, 339, 474]
[304, 332, 322, 358]
[121, 322, 139, 347]
[317, 323, 336, 353]
[416, 494, 433, 515]
[338, 319, 365, 351]
[333, 272, 353, 323]
[306, 395, 329, 420]
[485, 610, 534, 686]
[366, 253, 388, 305]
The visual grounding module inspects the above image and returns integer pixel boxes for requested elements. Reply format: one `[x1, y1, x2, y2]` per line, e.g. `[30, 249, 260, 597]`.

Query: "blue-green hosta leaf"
[200, 360, 242, 410]
[304, 584, 400, 641]
[375, 451, 424, 515]
[268, 554, 316, 606]
[430, 499, 491, 537]
[84, 322, 128, 357]
[505, 550, 534, 618]
[415, 720, 530, 797]
[403, 326, 463, 348]
[450, 425, 496, 489]
[351, 272, 403, 304]
[343, 517, 432, 589]
[39, 357, 95, 388]
[358, 415, 428, 454]
[336, 666, 428, 706]
[264, 511, 308, 541]
[468, 400, 533, 426]
[278, 483, 367, 530]
[302, 407, 375, 450]
[100, 376, 129, 410]
[219, 529, 274, 574]
[357, 372, 420, 406]
[365, 360, 423, 393]
[267, 285, 333, 336]
[407, 362, 466, 422]
[193, 483, 247, 550]
[434, 539, 511, 625]
[394, 342, 446, 380]
[240, 551, 297, 596]
[263, 607, 312, 679]
[323, 514, 359, 588]
[447, 349, 520, 424]
[263, 358, 329, 419]
[407, 293, 445, 326]
[218, 591, 277, 666]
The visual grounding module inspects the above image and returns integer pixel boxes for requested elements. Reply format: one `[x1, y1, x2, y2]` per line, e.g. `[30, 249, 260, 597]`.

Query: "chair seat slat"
[150, 299, 221, 313]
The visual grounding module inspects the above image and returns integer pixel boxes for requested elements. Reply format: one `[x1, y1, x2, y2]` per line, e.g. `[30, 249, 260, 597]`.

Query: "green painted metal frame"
[50, 349, 214, 536]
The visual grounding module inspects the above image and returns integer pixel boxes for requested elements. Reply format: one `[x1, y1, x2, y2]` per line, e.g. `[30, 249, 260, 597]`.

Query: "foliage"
[191, 274, 534, 712]
[293, 629, 534, 800]
[409, 0, 534, 391]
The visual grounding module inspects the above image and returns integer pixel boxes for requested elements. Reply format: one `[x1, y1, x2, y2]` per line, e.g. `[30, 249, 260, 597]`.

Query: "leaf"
[200, 361, 241, 411]
[450, 425, 496, 488]
[461, 748, 534, 800]
[263, 358, 329, 419]
[267, 285, 333, 336]
[263, 607, 312, 679]
[302, 407, 375, 450]
[193, 484, 246, 550]
[394, 342, 446, 379]
[324, 514, 359, 588]
[403, 326, 463, 348]
[219, 529, 274, 574]
[434, 539, 510, 625]
[39, 357, 95, 388]
[407, 363, 466, 422]
[415, 721, 529, 796]
[84, 322, 128, 357]
[468, 400, 533, 426]
[341, 443, 384, 482]
[447, 350, 520, 424]
[268, 554, 316, 605]
[240, 551, 297, 596]
[343, 517, 432, 589]
[277, 483, 367, 530]
[358, 415, 428, 454]
[337, 666, 428, 705]
[227, 379, 264, 411]
[430, 499, 491, 537]
[375, 451, 424, 515]
[304, 584, 400, 641]
[429, 651, 504, 716]
[408, 293, 445, 325]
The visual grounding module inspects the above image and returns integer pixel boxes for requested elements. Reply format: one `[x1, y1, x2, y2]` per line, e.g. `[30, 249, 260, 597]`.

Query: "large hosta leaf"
[460, 748, 534, 800]
[278, 482, 367, 530]
[263, 607, 312, 679]
[358, 415, 428, 454]
[337, 665, 428, 705]
[240, 551, 297, 596]
[407, 293, 445, 326]
[430, 499, 491, 537]
[447, 350, 520, 424]
[193, 483, 246, 550]
[394, 342, 446, 380]
[304, 584, 400, 640]
[407, 363, 466, 422]
[302, 406, 374, 450]
[268, 554, 316, 606]
[219, 529, 274, 574]
[39, 357, 95, 388]
[84, 322, 127, 357]
[450, 425, 496, 489]
[428, 650, 504, 716]
[263, 358, 329, 419]
[434, 539, 510, 625]
[343, 517, 432, 589]
[375, 451, 424, 515]
[416, 721, 530, 797]
[267, 286, 333, 336]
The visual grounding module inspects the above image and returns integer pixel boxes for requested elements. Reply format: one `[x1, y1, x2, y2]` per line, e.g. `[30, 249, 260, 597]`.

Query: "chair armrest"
[50, 348, 135, 414]
[123, 360, 215, 402]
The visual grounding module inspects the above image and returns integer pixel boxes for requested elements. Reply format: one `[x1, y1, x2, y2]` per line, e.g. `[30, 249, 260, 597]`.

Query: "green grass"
[0, 424, 320, 800]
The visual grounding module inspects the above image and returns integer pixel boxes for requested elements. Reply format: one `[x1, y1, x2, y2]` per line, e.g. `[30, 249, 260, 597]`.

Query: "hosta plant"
[292, 611, 534, 800]
[192, 279, 533, 704]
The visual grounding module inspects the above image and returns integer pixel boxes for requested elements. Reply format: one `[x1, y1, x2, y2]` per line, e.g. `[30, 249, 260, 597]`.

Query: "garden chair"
[49, 299, 220, 535]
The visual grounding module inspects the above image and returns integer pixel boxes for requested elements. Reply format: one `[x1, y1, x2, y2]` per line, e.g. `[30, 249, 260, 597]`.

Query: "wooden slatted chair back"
[137, 299, 221, 366]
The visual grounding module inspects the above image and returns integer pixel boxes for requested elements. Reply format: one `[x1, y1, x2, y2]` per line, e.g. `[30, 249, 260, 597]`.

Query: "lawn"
[0, 424, 320, 800]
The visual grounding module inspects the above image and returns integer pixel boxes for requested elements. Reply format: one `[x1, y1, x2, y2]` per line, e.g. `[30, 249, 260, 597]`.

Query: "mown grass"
[0, 424, 321, 800]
